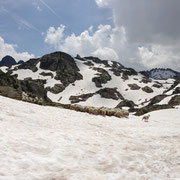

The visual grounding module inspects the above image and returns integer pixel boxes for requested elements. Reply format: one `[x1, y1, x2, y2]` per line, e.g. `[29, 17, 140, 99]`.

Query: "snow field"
[0, 95, 180, 180]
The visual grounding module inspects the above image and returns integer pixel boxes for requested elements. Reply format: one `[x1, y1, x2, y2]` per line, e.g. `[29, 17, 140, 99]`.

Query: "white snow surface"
[0, 95, 180, 180]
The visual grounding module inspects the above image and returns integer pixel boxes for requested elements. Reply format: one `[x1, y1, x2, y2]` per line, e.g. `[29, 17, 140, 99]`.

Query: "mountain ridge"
[0, 51, 179, 115]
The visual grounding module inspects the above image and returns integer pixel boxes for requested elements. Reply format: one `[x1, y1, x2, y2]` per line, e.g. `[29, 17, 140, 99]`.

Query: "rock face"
[0, 70, 22, 99]
[0, 56, 17, 67]
[40, 52, 83, 86]
[97, 88, 124, 100]
[116, 99, 137, 111]
[92, 68, 111, 87]
[128, 84, 141, 90]
[46, 84, 65, 94]
[18, 58, 39, 72]
[142, 86, 154, 93]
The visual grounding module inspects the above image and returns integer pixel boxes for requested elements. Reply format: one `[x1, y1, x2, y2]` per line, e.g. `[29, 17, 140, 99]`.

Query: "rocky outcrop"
[128, 84, 141, 90]
[97, 88, 124, 100]
[40, 72, 54, 78]
[92, 68, 111, 87]
[46, 84, 65, 94]
[142, 86, 154, 93]
[169, 95, 180, 106]
[69, 93, 94, 103]
[148, 95, 168, 106]
[20, 79, 48, 100]
[173, 87, 180, 95]
[0, 56, 17, 67]
[18, 58, 39, 72]
[40, 52, 83, 86]
[116, 99, 137, 111]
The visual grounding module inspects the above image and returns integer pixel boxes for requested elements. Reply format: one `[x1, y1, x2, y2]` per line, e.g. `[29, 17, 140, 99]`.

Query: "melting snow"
[0, 95, 180, 179]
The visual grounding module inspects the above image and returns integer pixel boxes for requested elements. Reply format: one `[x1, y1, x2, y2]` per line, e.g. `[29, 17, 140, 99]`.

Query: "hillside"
[0, 51, 180, 115]
[0, 95, 180, 179]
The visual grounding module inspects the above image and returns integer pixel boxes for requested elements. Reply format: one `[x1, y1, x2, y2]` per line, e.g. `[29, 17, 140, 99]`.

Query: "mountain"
[0, 51, 179, 115]
[140, 68, 180, 80]
[0, 55, 24, 67]
[0, 55, 17, 67]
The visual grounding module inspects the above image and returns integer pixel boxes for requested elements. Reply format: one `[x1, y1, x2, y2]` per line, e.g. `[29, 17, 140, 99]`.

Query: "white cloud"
[44, 24, 126, 61]
[0, 37, 34, 62]
[44, 25, 65, 48]
[94, 0, 180, 71]
[44, 0, 180, 71]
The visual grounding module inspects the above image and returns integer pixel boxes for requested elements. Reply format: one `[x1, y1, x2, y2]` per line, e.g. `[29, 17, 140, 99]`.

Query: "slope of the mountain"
[0, 55, 17, 67]
[0, 95, 180, 179]
[140, 68, 180, 80]
[0, 51, 179, 114]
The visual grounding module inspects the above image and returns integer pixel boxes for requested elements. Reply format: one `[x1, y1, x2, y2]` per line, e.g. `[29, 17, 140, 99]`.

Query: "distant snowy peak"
[140, 68, 180, 80]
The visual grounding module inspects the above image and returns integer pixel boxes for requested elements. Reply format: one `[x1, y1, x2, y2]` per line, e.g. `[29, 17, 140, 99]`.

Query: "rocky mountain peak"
[0, 55, 16, 67]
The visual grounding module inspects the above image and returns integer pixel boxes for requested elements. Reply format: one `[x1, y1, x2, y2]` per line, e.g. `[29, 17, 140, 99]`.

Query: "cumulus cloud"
[95, 0, 180, 71]
[0, 37, 34, 61]
[45, 0, 180, 71]
[44, 24, 128, 62]
[45, 25, 65, 48]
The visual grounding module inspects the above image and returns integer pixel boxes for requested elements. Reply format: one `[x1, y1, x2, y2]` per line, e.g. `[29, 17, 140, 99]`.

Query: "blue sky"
[0, 0, 111, 57]
[0, 0, 180, 71]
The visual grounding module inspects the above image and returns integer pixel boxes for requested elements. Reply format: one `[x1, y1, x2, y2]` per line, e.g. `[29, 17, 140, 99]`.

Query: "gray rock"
[142, 86, 154, 93]
[92, 68, 111, 87]
[46, 84, 65, 94]
[128, 84, 141, 90]
[97, 88, 124, 100]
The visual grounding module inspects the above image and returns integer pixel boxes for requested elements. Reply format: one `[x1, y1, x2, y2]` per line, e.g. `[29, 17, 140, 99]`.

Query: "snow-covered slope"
[0, 95, 180, 179]
[141, 68, 180, 80]
[1, 52, 175, 109]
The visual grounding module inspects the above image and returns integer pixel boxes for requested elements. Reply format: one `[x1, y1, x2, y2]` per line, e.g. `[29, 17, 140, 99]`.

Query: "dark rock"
[40, 72, 54, 78]
[140, 77, 152, 83]
[116, 99, 137, 111]
[0, 55, 16, 67]
[135, 104, 172, 116]
[96, 88, 124, 100]
[173, 87, 180, 95]
[0, 70, 20, 89]
[152, 83, 162, 88]
[18, 58, 39, 72]
[20, 79, 48, 100]
[84, 56, 110, 67]
[164, 79, 180, 94]
[17, 60, 24, 64]
[40, 52, 83, 86]
[69, 93, 94, 103]
[83, 61, 94, 66]
[92, 68, 111, 87]
[148, 95, 168, 105]
[142, 86, 154, 93]
[46, 84, 65, 94]
[128, 84, 141, 90]
[168, 95, 180, 106]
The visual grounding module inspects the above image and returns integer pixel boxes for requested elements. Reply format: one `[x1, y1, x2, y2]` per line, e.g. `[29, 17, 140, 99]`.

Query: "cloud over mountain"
[45, 0, 180, 71]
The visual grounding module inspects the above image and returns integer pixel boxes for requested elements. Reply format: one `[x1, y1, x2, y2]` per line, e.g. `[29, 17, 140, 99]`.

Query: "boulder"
[46, 84, 66, 94]
[69, 93, 94, 103]
[128, 83, 141, 90]
[97, 88, 124, 100]
[92, 68, 111, 87]
[142, 86, 154, 93]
